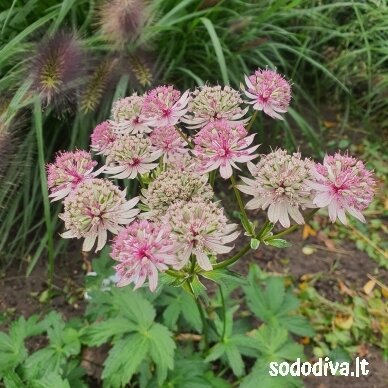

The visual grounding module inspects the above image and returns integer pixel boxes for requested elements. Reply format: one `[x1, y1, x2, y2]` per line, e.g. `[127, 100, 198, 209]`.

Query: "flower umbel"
[194, 120, 259, 179]
[150, 125, 188, 162]
[90, 121, 117, 154]
[183, 85, 248, 129]
[47, 151, 98, 202]
[60, 179, 139, 252]
[244, 68, 291, 120]
[111, 94, 151, 134]
[308, 152, 376, 224]
[238, 149, 314, 228]
[111, 220, 177, 291]
[141, 170, 213, 218]
[105, 135, 162, 179]
[163, 198, 239, 271]
[142, 85, 190, 126]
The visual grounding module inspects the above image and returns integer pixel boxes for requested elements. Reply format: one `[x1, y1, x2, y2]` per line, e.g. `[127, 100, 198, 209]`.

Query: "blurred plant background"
[0, 1, 387, 386]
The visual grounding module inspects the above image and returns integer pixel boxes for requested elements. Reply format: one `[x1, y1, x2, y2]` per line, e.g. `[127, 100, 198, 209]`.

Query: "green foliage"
[83, 286, 176, 387]
[244, 266, 315, 337]
[0, 312, 84, 388]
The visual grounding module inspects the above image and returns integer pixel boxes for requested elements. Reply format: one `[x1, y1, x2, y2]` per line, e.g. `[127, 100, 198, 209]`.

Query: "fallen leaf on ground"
[303, 224, 317, 240]
[334, 314, 353, 330]
[338, 280, 356, 296]
[363, 279, 376, 295]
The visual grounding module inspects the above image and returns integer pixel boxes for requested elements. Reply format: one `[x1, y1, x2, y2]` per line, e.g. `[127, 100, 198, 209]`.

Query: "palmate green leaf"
[110, 288, 156, 329]
[161, 287, 202, 332]
[2, 370, 24, 388]
[0, 331, 27, 374]
[251, 324, 304, 362]
[24, 348, 63, 380]
[243, 271, 315, 337]
[81, 318, 138, 346]
[206, 341, 245, 377]
[30, 372, 71, 388]
[279, 316, 315, 337]
[148, 323, 176, 385]
[241, 359, 303, 388]
[102, 333, 149, 387]
[201, 268, 247, 288]
[225, 344, 245, 377]
[157, 354, 231, 388]
[241, 325, 304, 388]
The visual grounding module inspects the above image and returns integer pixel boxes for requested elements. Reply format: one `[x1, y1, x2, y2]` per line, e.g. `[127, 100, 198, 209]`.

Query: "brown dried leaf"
[338, 280, 356, 296]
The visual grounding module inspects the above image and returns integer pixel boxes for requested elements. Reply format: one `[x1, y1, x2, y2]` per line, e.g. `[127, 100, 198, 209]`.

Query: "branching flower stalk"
[46, 68, 377, 352]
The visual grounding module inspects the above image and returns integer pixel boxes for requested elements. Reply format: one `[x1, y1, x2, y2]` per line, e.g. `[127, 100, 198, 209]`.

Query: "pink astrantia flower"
[308, 152, 376, 224]
[47, 150, 99, 202]
[90, 120, 117, 154]
[163, 198, 239, 271]
[104, 135, 162, 179]
[111, 220, 177, 291]
[194, 120, 259, 179]
[238, 149, 314, 228]
[111, 94, 151, 134]
[182, 85, 248, 129]
[60, 179, 139, 252]
[244, 68, 291, 120]
[142, 85, 190, 127]
[150, 125, 188, 162]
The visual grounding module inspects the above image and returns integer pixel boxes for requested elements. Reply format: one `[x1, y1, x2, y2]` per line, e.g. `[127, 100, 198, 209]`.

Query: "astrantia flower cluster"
[238, 149, 313, 228]
[309, 152, 376, 225]
[47, 150, 99, 201]
[194, 120, 259, 179]
[184, 85, 248, 128]
[111, 220, 176, 291]
[163, 198, 239, 271]
[48, 67, 376, 292]
[141, 170, 213, 218]
[59, 179, 139, 252]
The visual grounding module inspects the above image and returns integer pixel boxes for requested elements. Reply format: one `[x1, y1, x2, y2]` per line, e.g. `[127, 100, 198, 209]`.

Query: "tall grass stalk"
[33, 97, 54, 283]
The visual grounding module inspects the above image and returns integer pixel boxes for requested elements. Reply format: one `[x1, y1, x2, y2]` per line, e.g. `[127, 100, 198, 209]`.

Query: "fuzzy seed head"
[30, 31, 84, 105]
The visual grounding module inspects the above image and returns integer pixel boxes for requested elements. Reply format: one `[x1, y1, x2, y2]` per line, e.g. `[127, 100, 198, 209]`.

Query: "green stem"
[165, 269, 186, 278]
[137, 174, 145, 189]
[247, 111, 258, 131]
[270, 209, 319, 239]
[209, 170, 216, 188]
[212, 243, 251, 270]
[219, 284, 226, 341]
[230, 174, 252, 235]
[174, 125, 194, 149]
[34, 97, 54, 284]
[195, 296, 209, 352]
